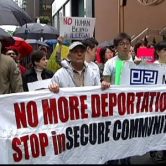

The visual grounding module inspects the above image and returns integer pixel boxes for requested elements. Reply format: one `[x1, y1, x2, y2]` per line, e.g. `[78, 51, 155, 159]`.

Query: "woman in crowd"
[22, 50, 54, 91]
[98, 46, 115, 81]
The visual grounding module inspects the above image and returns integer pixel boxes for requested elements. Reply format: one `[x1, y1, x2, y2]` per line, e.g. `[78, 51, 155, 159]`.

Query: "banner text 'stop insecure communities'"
[0, 62, 166, 164]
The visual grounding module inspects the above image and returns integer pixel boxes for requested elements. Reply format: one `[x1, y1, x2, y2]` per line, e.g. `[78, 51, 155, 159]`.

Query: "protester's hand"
[48, 83, 60, 93]
[101, 80, 111, 90]
[57, 36, 64, 45]
[134, 57, 142, 65]
[56, 36, 64, 55]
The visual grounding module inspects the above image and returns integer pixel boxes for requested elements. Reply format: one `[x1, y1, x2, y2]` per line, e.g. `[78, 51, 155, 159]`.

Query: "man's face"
[117, 39, 131, 58]
[87, 45, 98, 61]
[69, 46, 86, 64]
[6, 50, 17, 60]
[157, 48, 166, 63]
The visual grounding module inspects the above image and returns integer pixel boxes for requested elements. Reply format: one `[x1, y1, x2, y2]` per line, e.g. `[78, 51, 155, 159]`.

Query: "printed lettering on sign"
[130, 69, 158, 85]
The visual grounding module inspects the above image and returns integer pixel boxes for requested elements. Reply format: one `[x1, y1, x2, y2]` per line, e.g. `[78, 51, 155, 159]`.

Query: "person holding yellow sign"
[47, 36, 69, 73]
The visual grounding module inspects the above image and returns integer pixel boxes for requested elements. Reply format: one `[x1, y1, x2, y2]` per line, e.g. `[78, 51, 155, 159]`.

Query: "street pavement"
[130, 152, 166, 165]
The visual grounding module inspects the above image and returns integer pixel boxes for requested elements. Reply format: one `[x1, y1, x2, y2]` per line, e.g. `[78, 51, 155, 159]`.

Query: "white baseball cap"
[69, 41, 86, 51]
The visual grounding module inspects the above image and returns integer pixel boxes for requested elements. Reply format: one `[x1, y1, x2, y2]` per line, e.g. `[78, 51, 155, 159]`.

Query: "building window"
[65, 1, 71, 16]
[71, 0, 84, 17]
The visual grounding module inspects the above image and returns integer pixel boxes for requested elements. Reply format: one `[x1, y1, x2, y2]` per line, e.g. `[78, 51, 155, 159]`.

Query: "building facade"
[52, 0, 94, 33]
[52, 0, 166, 43]
[24, 0, 54, 24]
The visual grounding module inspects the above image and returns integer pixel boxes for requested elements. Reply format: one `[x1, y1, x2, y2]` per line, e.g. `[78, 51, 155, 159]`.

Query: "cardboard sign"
[60, 16, 96, 40]
[120, 62, 166, 85]
[137, 47, 155, 63]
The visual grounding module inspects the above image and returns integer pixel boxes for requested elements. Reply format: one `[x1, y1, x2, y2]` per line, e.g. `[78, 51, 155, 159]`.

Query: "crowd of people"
[0, 32, 166, 164]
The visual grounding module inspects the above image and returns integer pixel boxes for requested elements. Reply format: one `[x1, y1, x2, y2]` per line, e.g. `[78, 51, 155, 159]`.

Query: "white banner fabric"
[0, 85, 166, 164]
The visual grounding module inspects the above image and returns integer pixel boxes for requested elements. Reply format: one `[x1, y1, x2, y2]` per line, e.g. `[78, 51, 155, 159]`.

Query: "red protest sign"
[137, 47, 155, 63]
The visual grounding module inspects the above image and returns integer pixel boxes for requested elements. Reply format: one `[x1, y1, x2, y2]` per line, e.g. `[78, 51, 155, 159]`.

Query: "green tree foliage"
[39, 16, 50, 24]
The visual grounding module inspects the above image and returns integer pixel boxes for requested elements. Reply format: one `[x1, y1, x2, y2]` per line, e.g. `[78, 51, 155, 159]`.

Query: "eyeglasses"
[118, 42, 131, 46]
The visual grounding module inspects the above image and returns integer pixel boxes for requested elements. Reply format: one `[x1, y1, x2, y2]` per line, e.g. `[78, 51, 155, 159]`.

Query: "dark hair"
[38, 46, 48, 53]
[82, 37, 98, 49]
[113, 32, 131, 47]
[154, 40, 166, 60]
[5, 47, 18, 56]
[31, 50, 46, 67]
[134, 40, 145, 54]
[155, 40, 166, 51]
[100, 46, 115, 63]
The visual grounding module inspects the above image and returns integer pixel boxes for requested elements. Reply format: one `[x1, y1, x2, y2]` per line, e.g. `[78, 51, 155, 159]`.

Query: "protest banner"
[59, 16, 96, 40]
[0, 85, 166, 164]
[119, 62, 166, 85]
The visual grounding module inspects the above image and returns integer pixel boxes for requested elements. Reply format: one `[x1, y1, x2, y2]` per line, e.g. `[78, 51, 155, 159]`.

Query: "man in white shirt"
[49, 41, 101, 93]
[101, 32, 133, 89]
[102, 32, 132, 165]
[82, 37, 101, 82]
